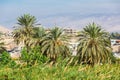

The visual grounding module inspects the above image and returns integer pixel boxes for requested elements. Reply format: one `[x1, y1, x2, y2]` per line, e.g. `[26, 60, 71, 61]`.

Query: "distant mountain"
[0, 25, 12, 34]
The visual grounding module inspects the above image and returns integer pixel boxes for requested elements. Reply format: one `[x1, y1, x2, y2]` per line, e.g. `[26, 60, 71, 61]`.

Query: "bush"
[0, 51, 11, 65]
[21, 46, 49, 66]
[0, 51, 17, 68]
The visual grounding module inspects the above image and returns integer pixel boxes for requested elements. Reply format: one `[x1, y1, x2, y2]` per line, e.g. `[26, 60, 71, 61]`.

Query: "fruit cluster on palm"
[77, 23, 112, 65]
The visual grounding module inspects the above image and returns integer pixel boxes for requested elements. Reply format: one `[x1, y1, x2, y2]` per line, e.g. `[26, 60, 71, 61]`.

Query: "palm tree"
[13, 14, 36, 51]
[77, 23, 112, 65]
[32, 27, 46, 47]
[41, 27, 70, 61]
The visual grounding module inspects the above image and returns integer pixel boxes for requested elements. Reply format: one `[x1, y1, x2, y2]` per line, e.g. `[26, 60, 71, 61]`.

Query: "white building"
[111, 39, 120, 46]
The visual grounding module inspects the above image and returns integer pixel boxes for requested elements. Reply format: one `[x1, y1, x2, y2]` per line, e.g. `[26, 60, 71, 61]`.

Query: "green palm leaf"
[77, 23, 112, 65]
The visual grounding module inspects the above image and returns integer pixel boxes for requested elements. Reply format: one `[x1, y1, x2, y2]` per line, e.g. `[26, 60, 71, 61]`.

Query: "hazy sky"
[0, 0, 120, 32]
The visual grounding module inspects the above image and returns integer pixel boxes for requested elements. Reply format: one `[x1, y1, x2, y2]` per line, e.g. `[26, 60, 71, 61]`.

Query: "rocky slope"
[0, 25, 12, 34]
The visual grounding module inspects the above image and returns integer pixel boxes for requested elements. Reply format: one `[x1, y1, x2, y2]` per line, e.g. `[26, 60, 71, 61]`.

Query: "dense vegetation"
[0, 14, 120, 80]
[110, 32, 120, 39]
[0, 64, 120, 80]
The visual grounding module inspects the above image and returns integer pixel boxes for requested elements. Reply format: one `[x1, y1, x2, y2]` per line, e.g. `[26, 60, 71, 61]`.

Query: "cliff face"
[0, 25, 15, 51]
[112, 45, 120, 53]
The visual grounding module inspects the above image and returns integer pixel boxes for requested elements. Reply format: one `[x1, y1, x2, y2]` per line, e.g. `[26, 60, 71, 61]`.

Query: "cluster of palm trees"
[13, 14, 70, 61]
[13, 14, 112, 65]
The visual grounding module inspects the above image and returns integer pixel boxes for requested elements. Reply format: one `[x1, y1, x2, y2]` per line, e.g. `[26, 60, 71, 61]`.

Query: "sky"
[0, 0, 120, 32]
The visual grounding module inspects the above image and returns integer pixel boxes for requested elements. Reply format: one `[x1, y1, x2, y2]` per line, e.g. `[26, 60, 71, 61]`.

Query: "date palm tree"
[77, 23, 112, 65]
[41, 27, 70, 61]
[32, 27, 46, 47]
[13, 14, 36, 51]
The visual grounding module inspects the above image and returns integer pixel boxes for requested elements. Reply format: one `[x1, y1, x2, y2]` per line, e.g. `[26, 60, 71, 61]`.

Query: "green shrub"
[0, 51, 11, 65]
[0, 52, 11, 65]
[21, 46, 49, 66]
[0, 51, 17, 68]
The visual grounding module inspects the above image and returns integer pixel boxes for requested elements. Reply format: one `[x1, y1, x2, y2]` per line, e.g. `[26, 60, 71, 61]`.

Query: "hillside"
[0, 25, 12, 34]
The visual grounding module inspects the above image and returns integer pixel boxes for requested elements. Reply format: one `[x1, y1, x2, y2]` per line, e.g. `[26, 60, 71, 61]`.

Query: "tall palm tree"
[77, 23, 112, 65]
[13, 14, 36, 51]
[41, 27, 70, 61]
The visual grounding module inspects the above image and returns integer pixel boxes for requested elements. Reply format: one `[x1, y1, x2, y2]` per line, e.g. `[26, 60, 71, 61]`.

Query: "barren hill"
[0, 25, 12, 34]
